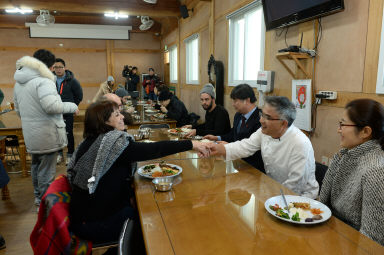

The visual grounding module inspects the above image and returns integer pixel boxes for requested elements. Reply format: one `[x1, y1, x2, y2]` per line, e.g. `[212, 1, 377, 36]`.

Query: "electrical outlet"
[319, 91, 337, 100]
[321, 156, 328, 166]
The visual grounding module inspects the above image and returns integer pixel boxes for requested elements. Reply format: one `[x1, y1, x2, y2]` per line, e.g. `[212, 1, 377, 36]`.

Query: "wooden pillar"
[209, 0, 215, 56]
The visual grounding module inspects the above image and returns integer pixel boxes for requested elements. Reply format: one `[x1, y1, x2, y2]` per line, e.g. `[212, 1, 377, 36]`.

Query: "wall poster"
[292, 79, 312, 131]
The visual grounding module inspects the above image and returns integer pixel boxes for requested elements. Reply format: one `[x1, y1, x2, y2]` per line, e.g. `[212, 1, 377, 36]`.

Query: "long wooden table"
[134, 129, 384, 254]
[0, 110, 28, 177]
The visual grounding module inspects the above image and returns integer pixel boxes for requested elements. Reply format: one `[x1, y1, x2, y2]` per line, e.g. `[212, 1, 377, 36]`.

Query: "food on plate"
[275, 208, 290, 219]
[290, 208, 308, 220]
[291, 212, 300, 222]
[270, 201, 323, 222]
[169, 128, 191, 134]
[154, 113, 166, 119]
[312, 214, 323, 220]
[310, 208, 324, 215]
[269, 204, 281, 211]
[292, 202, 311, 210]
[141, 163, 180, 177]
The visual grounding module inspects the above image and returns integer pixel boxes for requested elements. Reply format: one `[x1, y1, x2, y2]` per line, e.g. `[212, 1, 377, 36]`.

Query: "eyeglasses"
[53, 66, 64, 69]
[338, 121, 359, 129]
[259, 111, 282, 121]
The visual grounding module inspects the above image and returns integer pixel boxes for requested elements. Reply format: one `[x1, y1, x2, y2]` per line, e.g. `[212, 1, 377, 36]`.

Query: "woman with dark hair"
[67, 100, 209, 249]
[319, 99, 384, 245]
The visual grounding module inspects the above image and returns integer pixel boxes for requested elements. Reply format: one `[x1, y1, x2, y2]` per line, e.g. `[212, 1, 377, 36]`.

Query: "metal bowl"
[152, 177, 173, 192]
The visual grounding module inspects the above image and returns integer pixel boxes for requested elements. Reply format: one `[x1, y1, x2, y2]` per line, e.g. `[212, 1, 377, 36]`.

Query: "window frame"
[185, 34, 200, 85]
[169, 45, 178, 84]
[227, 1, 265, 87]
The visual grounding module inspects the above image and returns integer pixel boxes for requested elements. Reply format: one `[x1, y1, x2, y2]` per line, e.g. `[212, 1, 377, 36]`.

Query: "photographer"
[142, 67, 160, 100]
[122, 66, 139, 92]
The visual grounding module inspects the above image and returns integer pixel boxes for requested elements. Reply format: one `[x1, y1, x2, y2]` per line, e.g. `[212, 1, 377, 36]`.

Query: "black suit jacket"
[221, 107, 265, 173]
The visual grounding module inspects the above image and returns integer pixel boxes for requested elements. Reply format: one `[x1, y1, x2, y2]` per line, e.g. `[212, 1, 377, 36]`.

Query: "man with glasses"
[208, 96, 319, 199]
[53, 58, 83, 165]
[204, 84, 264, 172]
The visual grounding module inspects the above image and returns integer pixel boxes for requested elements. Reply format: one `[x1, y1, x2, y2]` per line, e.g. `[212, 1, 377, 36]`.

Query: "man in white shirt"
[208, 96, 319, 198]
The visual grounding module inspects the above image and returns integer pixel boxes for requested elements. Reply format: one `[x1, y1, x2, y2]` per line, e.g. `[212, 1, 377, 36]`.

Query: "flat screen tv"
[262, 0, 345, 30]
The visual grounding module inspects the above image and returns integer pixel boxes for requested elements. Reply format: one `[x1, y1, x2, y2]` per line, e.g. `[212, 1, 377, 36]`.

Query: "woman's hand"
[192, 141, 210, 158]
[182, 124, 192, 129]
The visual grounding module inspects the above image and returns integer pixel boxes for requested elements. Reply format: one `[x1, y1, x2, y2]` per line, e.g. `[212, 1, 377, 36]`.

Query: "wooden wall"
[162, 0, 384, 163]
[0, 28, 162, 107]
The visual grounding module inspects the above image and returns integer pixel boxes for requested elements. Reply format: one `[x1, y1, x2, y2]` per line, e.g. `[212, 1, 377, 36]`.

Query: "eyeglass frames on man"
[53, 66, 64, 69]
[259, 111, 283, 121]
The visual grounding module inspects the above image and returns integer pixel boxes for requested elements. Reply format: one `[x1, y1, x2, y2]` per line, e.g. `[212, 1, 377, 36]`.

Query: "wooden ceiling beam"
[0, 1, 180, 17]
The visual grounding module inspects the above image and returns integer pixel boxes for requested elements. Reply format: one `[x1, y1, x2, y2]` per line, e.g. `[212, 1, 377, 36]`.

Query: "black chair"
[118, 218, 134, 255]
[315, 162, 328, 191]
[139, 123, 170, 129]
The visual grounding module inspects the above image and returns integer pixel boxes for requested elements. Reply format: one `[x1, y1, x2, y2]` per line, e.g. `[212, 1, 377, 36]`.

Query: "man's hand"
[74, 109, 80, 115]
[192, 141, 210, 158]
[206, 143, 226, 157]
[182, 124, 192, 129]
[203, 135, 218, 141]
[186, 129, 196, 138]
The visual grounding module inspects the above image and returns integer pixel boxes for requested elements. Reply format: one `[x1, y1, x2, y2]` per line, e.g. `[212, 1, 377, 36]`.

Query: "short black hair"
[55, 58, 66, 67]
[132, 66, 137, 71]
[33, 49, 56, 68]
[149, 68, 154, 72]
[230, 84, 256, 103]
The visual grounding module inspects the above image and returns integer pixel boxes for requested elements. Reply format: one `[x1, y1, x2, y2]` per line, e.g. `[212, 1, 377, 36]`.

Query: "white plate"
[264, 195, 332, 225]
[137, 163, 183, 179]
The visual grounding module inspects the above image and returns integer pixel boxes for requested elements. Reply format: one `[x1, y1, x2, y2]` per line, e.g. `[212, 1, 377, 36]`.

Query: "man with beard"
[184, 84, 230, 137]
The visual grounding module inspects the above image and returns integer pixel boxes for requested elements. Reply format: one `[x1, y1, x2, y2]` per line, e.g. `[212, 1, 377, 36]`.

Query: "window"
[227, 1, 265, 86]
[169, 46, 178, 83]
[376, 5, 384, 93]
[185, 34, 199, 84]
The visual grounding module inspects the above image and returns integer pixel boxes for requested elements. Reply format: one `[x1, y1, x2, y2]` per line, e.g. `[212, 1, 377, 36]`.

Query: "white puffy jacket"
[13, 56, 78, 154]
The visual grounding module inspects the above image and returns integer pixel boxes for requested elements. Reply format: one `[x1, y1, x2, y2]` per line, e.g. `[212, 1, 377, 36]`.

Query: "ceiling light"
[5, 8, 33, 14]
[104, 12, 128, 20]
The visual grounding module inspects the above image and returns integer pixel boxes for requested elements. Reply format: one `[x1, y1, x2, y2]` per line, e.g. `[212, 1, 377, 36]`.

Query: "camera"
[122, 65, 133, 78]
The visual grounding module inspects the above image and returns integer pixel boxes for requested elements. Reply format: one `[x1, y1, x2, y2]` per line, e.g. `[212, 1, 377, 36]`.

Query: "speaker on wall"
[180, 5, 189, 19]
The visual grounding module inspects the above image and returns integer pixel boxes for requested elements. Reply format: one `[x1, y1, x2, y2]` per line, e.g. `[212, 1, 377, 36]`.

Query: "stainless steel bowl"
[152, 177, 173, 192]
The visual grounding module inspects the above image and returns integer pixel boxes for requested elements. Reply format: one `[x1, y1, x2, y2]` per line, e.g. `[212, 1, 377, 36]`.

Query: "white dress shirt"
[225, 125, 319, 199]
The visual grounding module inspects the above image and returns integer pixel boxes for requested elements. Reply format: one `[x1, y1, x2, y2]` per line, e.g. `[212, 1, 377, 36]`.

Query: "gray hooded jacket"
[13, 56, 78, 154]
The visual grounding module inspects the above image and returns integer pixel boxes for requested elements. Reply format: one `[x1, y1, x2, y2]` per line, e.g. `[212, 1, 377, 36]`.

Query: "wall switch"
[318, 91, 337, 100]
[321, 156, 329, 166]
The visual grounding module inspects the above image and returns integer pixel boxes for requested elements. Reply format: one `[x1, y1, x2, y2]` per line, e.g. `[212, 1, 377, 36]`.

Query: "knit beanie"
[200, 83, 216, 99]
[115, 88, 129, 98]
